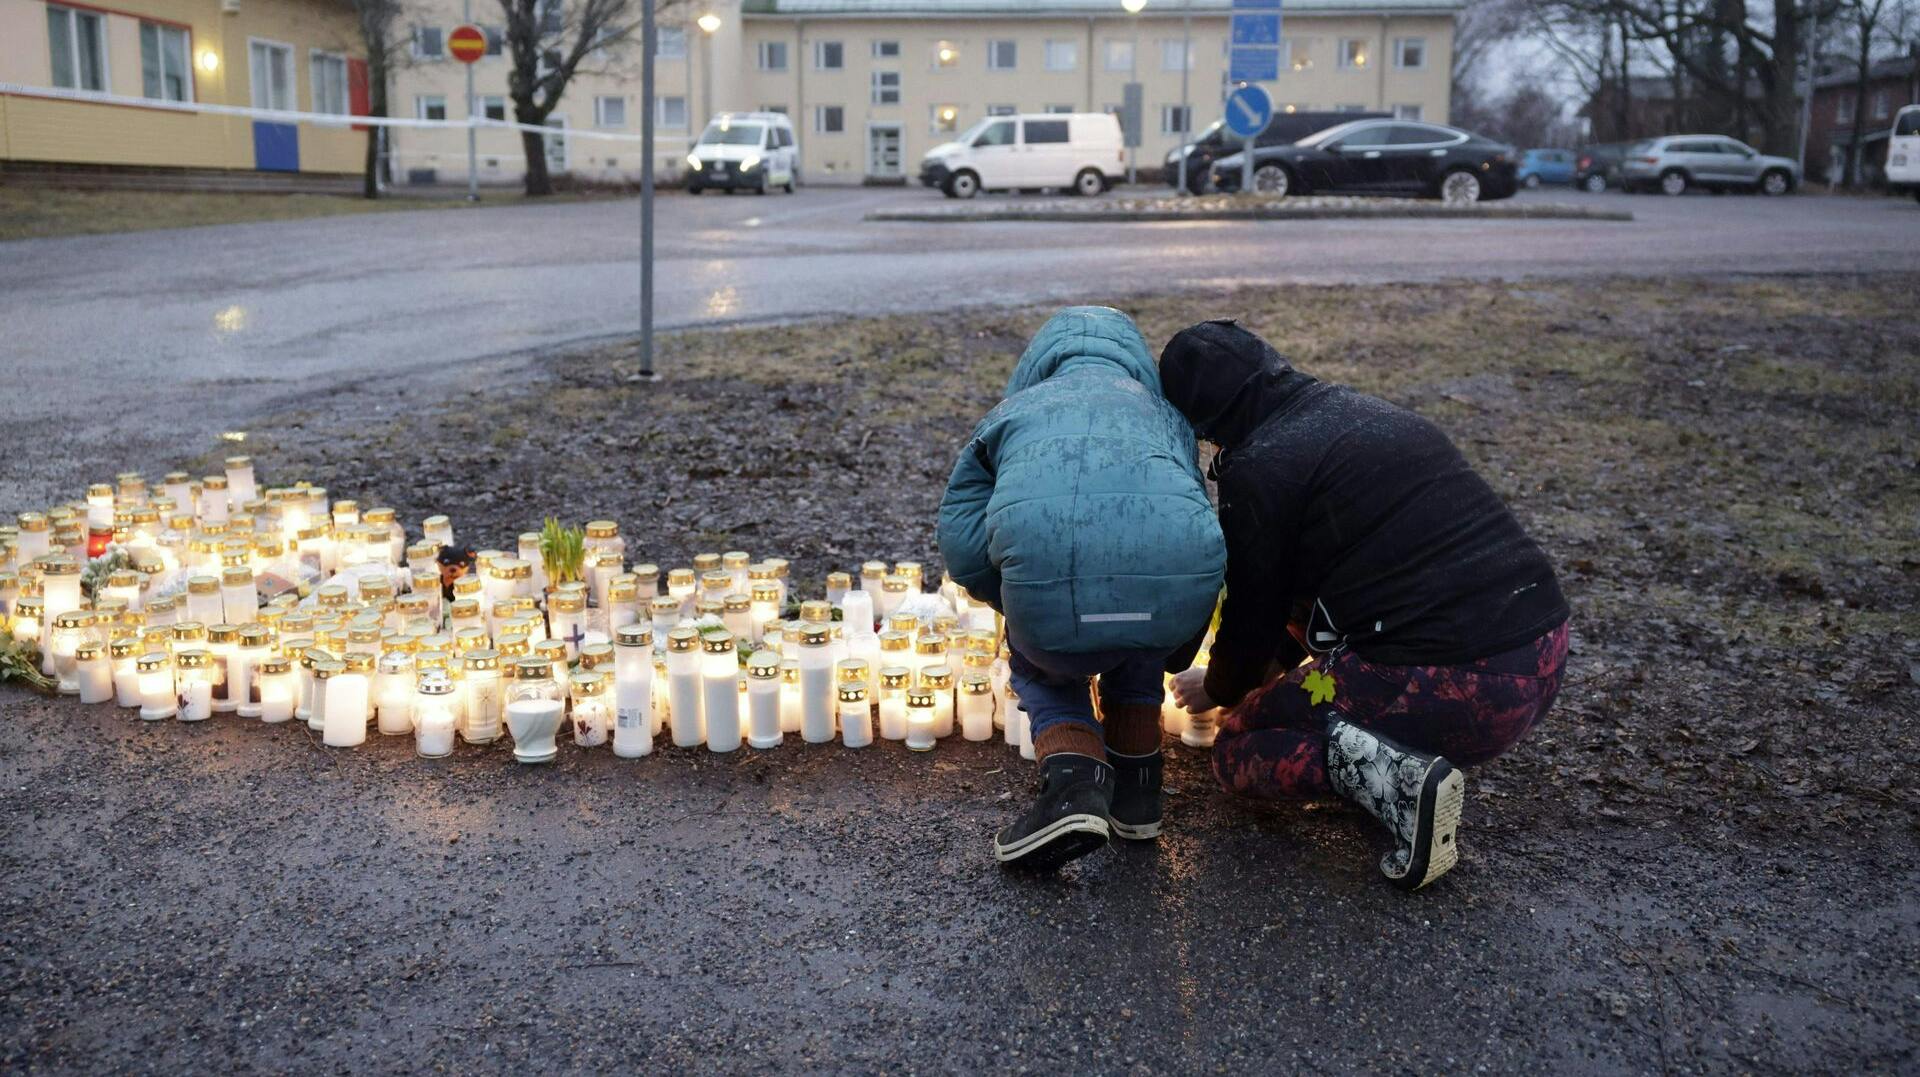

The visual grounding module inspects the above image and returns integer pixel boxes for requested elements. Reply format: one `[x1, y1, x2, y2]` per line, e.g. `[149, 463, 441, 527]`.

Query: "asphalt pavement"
[2, 184, 1918, 509]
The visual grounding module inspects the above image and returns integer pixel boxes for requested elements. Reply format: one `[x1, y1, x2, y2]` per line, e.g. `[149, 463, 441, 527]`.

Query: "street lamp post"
[1123, 0, 1145, 186]
[697, 13, 721, 129]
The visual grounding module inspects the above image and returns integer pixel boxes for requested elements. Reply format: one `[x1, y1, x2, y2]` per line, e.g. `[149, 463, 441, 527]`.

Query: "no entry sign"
[449, 24, 486, 64]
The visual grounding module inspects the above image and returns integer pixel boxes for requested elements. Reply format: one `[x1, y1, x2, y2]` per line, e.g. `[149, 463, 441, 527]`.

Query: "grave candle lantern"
[331, 500, 360, 530]
[14, 513, 50, 562]
[10, 596, 41, 652]
[199, 476, 230, 525]
[224, 456, 257, 511]
[924, 666, 956, 738]
[666, 627, 703, 748]
[798, 624, 834, 744]
[612, 624, 655, 758]
[414, 672, 456, 758]
[137, 652, 177, 720]
[324, 655, 371, 748]
[667, 569, 697, 618]
[649, 595, 682, 645]
[839, 682, 872, 748]
[588, 552, 622, 617]
[858, 560, 886, 594]
[877, 574, 910, 621]
[376, 650, 414, 734]
[258, 656, 295, 723]
[547, 593, 586, 659]
[41, 558, 82, 673]
[745, 651, 781, 749]
[220, 566, 257, 627]
[291, 642, 324, 724]
[766, 559, 791, 607]
[906, 687, 937, 752]
[824, 572, 852, 610]
[449, 597, 484, 638]
[51, 611, 92, 694]
[85, 483, 115, 529]
[894, 562, 924, 592]
[722, 594, 752, 642]
[606, 573, 641, 633]
[104, 569, 142, 613]
[959, 673, 995, 741]
[585, 520, 625, 563]
[463, 649, 504, 743]
[175, 649, 213, 721]
[363, 507, 402, 565]
[630, 563, 660, 602]
[841, 588, 875, 636]
[183, 576, 222, 626]
[570, 671, 610, 748]
[878, 667, 911, 740]
[748, 583, 780, 644]
[778, 658, 802, 733]
[110, 637, 142, 707]
[75, 643, 112, 704]
[517, 532, 546, 593]
[422, 515, 453, 550]
[702, 633, 741, 753]
[207, 624, 240, 713]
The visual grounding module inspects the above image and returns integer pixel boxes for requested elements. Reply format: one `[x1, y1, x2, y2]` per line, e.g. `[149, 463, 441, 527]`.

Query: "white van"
[1888, 104, 1920, 203]
[918, 113, 1125, 198]
[687, 111, 799, 195]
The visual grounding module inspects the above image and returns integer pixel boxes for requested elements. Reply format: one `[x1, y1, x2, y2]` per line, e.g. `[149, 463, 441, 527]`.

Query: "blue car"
[1517, 148, 1577, 187]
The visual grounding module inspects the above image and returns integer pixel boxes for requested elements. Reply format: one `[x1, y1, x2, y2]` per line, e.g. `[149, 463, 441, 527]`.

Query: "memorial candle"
[744, 583, 778, 645]
[85, 483, 115, 529]
[376, 650, 414, 734]
[722, 594, 752, 642]
[414, 672, 456, 758]
[766, 558, 791, 607]
[50, 611, 91, 694]
[778, 658, 802, 733]
[569, 671, 610, 748]
[824, 571, 851, 610]
[450, 597, 484, 639]
[75, 643, 112, 704]
[739, 651, 780, 750]
[199, 476, 229, 525]
[462, 649, 503, 743]
[905, 687, 937, 751]
[176, 649, 213, 721]
[702, 633, 741, 753]
[258, 656, 295, 723]
[421, 515, 453, 550]
[137, 652, 177, 720]
[649, 595, 682, 645]
[841, 588, 875, 636]
[207, 624, 239, 713]
[839, 682, 872, 748]
[111, 637, 142, 707]
[41, 558, 81, 673]
[798, 624, 835, 744]
[10, 596, 41, 654]
[588, 552, 622, 619]
[666, 569, 696, 618]
[665, 627, 703, 748]
[877, 668, 911, 740]
[959, 673, 995, 741]
[183, 576, 221, 626]
[612, 624, 654, 758]
[364, 507, 403, 565]
[224, 456, 257, 511]
[324, 656, 371, 748]
[606, 574, 641, 633]
[103, 569, 143, 613]
[924, 666, 955, 738]
[291, 643, 323, 724]
[877, 574, 909, 621]
[517, 532, 546, 592]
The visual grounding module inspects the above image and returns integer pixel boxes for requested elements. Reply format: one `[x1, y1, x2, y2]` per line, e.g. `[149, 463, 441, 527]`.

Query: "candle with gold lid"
[50, 611, 94, 694]
[878, 667, 911, 740]
[825, 572, 851, 609]
[547, 592, 586, 659]
[692, 552, 722, 577]
[778, 658, 802, 733]
[110, 636, 143, 707]
[665, 627, 703, 747]
[745, 650, 781, 749]
[232, 625, 271, 717]
[584, 519, 625, 561]
[322, 655, 370, 747]
[414, 672, 456, 758]
[877, 574, 910, 620]
[17, 512, 51, 562]
[959, 673, 995, 741]
[665, 568, 696, 618]
[748, 583, 780, 645]
[702, 633, 741, 752]
[219, 565, 257, 625]
[694, 597, 724, 625]
[578, 641, 614, 673]
[198, 475, 230, 525]
[116, 472, 148, 506]
[630, 563, 660, 601]
[331, 499, 360, 530]
[362, 506, 401, 564]
[257, 655, 294, 723]
[924, 666, 955, 738]
[224, 456, 256, 510]
[516, 532, 546, 592]
[839, 681, 872, 748]
[699, 570, 732, 607]
[887, 613, 918, 641]
[798, 623, 834, 744]
[176, 649, 213, 721]
[449, 597, 483, 638]
[612, 623, 655, 758]
[570, 671, 611, 748]
[207, 624, 240, 712]
[647, 594, 681, 646]
[284, 640, 318, 723]
[137, 652, 176, 720]
[168, 620, 207, 657]
[720, 551, 750, 594]
[905, 686, 936, 751]
[722, 593, 752, 641]
[85, 483, 115, 529]
[462, 649, 503, 743]
[422, 515, 453, 549]
[858, 560, 886, 593]
[606, 573, 641, 633]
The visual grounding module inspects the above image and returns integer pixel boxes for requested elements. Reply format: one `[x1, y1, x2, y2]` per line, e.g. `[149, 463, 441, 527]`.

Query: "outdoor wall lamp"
[696, 13, 721, 34]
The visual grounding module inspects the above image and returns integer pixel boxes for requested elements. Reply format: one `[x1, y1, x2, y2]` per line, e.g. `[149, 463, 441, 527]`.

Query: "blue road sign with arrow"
[1224, 83, 1274, 139]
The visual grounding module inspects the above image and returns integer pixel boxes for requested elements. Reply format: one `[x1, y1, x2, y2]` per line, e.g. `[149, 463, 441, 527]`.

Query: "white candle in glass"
[778, 659, 802, 734]
[570, 672, 611, 748]
[798, 625, 834, 744]
[15, 512, 51, 561]
[841, 589, 875, 637]
[702, 633, 741, 753]
[422, 515, 453, 550]
[547, 594, 586, 660]
[323, 657, 370, 748]
[50, 612, 89, 694]
[666, 569, 696, 619]
[198, 476, 230, 524]
[838, 682, 872, 748]
[877, 574, 910, 621]
[906, 688, 937, 752]
[462, 649, 503, 743]
[858, 560, 886, 594]
[612, 624, 655, 758]
[230, 628, 266, 718]
[255, 656, 292, 723]
[376, 651, 414, 734]
[648, 595, 682, 648]
[1182, 707, 1219, 748]
[137, 653, 176, 719]
[720, 593, 751, 642]
[85, 483, 115, 529]
[224, 456, 257, 510]
[959, 674, 995, 741]
[747, 583, 780, 645]
[847, 630, 881, 699]
[75, 644, 113, 704]
[877, 667, 910, 740]
[745, 652, 781, 749]
[824, 571, 851, 610]
[517, 532, 546, 593]
[721, 551, 750, 595]
[183, 576, 222, 626]
[606, 574, 641, 633]
[414, 672, 457, 758]
[665, 628, 704, 748]
[111, 638, 142, 707]
[206, 625, 240, 713]
[923, 667, 955, 738]
[176, 650, 213, 721]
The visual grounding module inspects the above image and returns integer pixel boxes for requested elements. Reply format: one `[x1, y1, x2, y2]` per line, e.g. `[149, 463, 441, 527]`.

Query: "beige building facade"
[387, 0, 1459, 186]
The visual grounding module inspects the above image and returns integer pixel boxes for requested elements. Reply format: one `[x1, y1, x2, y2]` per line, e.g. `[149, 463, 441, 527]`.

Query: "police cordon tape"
[0, 82, 649, 142]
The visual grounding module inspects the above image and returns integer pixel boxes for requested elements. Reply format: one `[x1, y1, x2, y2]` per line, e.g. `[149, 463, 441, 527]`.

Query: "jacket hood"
[1007, 307, 1160, 396]
[1159, 320, 1316, 449]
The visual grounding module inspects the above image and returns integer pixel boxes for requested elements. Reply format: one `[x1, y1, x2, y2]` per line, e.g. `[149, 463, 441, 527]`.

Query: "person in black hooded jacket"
[1159, 319, 1570, 891]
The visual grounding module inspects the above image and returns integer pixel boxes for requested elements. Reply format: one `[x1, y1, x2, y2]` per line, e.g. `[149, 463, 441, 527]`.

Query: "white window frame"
[248, 38, 295, 112]
[594, 94, 626, 128]
[658, 95, 687, 128]
[872, 39, 900, 59]
[480, 94, 507, 122]
[1835, 96, 1854, 123]
[1160, 104, 1190, 134]
[870, 70, 900, 105]
[757, 40, 787, 71]
[987, 39, 1017, 71]
[814, 39, 844, 70]
[140, 21, 194, 102]
[1044, 39, 1077, 72]
[47, 6, 110, 94]
[656, 26, 687, 59]
[1336, 103, 1368, 113]
[1393, 103, 1424, 121]
[1045, 104, 1074, 114]
[814, 104, 844, 134]
[1393, 37, 1425, 69]
[986, 103, 1016, 116]
[1871, 89, 1890, 119]
[1104, 40, 1134, 73]
[758, 103, 789, 115]
[309, 49, 348, 116]
[416, 94, 447, 121]
[1338, 38, 1368, 69]
[484, 26, 504, 56]
[411, 25, 443, 61]
[1160, 39, 1193, 72]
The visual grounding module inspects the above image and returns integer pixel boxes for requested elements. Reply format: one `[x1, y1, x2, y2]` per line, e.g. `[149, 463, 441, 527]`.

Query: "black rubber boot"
[1106, 749, 1163, 840]
[1324, 715, 1465, 891]
[993, 753, 1114, 871]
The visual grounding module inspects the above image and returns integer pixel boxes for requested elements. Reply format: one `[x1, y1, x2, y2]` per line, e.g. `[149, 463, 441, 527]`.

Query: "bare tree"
[349, 0, 408, 199]
[1452, 0, 1533, 116]
[1834, 0, 1915, 184]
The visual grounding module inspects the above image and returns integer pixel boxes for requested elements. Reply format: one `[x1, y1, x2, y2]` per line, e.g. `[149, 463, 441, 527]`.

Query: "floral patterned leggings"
[1211, 622, 1570, 800]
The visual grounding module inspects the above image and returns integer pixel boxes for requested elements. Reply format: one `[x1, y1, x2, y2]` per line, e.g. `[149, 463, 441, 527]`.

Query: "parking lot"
[1, 183, 1916, 508]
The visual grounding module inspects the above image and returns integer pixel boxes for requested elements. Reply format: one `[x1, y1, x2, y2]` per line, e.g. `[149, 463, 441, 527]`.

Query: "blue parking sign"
[1229, 46, 1281, 83]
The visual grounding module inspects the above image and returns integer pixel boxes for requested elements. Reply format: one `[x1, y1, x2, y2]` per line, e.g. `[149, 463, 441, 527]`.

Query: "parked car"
[1518, 148, 1577, 187]
[1164, 111, 1389, 194]
[1210, 119, 1518, 203]
[1887, 104, 1920, 203]
[1574, 143, 1632, 192]
[686, 111, 799, 195]
[1618, 135, 1800, 195]
[919, 113, 1124, 198]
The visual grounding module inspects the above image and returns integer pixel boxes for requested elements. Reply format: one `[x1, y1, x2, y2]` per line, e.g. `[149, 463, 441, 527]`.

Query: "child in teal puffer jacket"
[938, 306, 1225, 872]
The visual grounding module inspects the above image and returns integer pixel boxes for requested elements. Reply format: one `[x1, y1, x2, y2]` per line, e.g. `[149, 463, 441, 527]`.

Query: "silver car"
[1619, 135, 1800, 196]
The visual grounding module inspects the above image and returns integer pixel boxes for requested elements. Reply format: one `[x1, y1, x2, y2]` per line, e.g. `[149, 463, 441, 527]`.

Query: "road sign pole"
[1242, 136, 1253, 192]
[639, 0, 656, 379]
[464, 0, 477, 202]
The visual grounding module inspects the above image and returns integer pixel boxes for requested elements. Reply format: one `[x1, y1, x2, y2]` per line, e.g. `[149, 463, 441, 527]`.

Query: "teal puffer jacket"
[938, 307, 1226, 655]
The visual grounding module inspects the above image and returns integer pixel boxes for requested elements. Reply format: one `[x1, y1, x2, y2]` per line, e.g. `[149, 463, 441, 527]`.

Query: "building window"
[1045, 40, 1077, 72]
[873, 39, 900, 59]
[1871, 90, 1890, 119]
[1046, 104, 1074, 114]
[656, 26, 686, 59]
[1393, 103, 1423, 120]
[932, 104, 959, 132]
[484, 26, 504, 55]
[1336, 103, 1367, 113]
[412, 26, 443, 61]
[871, 70, 900, 105]
[987, 104, 1016, 116]
[140, 23, 192, 102]
[1836, 95, 1854, 123]
[311, 51, 348, 115]
[814, 40, 843, 70]
[814, 105, 844, 133]
[987, 40, 1017, 70]
[759, 103, 789, 115]
[1104, 40, 1133, 73]
[595, 95, 626, 127]
[250, 41, 294, 110]
[757, 41, 787, 71]
[1394, 37, 1425, 69]
[481, 95, 507, 121]
[658, 95, 687, 127]
[1282, 39, 1307, 71]
[1160, 104, 1190, 134]
[1160, 39, 1193, 72]
[415, 95, 446, 121]
[1339, 39, 1368, 69]
[46, 6, 107, 93]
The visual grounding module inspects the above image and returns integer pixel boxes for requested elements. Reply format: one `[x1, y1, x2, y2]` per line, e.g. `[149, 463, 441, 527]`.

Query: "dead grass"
[0, 186, 597, 242]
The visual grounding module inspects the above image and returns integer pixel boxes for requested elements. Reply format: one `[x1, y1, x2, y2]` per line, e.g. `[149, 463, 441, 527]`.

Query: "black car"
[1165, 111, 1389, 194]
[1574, 143, 1631, 192]
[1211, 119, 1518, 203]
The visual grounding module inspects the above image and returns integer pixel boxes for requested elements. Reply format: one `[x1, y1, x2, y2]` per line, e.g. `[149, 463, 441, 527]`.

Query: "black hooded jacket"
[1160, 320, 1569, 709]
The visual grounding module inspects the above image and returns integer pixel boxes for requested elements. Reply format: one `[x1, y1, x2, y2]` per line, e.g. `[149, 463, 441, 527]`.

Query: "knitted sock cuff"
[1034, 721, 1105, 763]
